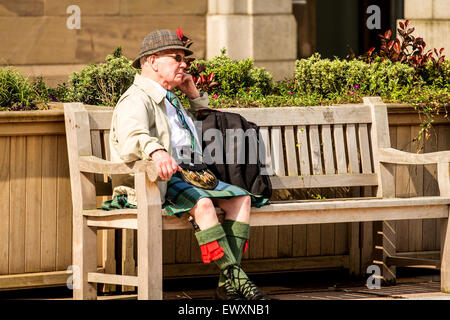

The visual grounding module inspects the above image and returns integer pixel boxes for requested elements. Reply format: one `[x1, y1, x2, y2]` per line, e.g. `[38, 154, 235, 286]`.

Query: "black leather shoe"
[243, 286, 270, 300]
[222, 264, 270, 300]
[215, 280, 244, 300]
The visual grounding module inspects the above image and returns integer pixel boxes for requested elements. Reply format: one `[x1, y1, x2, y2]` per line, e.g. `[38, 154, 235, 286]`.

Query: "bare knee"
[194, 198, 215, 212]
[216, 195, 251, 223]
[239, 195, 251, 208]
[190, 198, 219, 229]
[228, 195, 251, 210]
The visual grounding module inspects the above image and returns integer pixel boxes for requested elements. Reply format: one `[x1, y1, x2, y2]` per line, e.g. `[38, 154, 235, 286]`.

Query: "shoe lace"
[223, 279, 240, 297]
[224, 264, 259, 298]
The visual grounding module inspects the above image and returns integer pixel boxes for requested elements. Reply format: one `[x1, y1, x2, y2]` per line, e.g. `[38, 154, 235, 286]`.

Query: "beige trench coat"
[109, 73, 210, 203]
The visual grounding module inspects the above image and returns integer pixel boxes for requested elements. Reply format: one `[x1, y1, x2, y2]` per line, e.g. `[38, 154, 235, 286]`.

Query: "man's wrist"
[149, 149, 166, 158]
[187, 91, 200, 100]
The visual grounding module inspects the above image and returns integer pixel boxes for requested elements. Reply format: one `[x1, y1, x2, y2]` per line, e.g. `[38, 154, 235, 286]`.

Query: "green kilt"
[101, 172, 269, 216]
[163, 172, 269, 217]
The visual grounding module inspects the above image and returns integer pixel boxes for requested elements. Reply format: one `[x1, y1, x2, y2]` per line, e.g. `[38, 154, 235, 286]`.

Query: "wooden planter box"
[0, 109, 71, 289]
[0, 103, 448, 290]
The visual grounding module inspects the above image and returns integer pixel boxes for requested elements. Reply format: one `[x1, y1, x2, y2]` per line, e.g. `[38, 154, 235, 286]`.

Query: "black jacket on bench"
[200, 110, 272, 199]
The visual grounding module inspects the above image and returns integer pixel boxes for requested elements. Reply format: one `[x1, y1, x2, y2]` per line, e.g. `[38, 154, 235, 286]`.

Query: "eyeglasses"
[156, 53, 187, 64]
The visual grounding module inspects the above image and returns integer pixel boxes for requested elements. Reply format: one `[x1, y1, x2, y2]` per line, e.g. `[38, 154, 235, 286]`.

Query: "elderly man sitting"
[108, 29, 268, 300]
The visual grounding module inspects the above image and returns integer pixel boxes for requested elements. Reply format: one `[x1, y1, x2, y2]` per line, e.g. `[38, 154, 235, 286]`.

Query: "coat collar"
[133, 73, 165, 104]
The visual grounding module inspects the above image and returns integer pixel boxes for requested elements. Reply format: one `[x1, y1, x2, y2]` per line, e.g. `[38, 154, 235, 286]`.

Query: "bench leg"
[122, 229, 137, 292]
[441, 217, 450, 293]
[348, 222, 361, 277]
[100, 229, 116, 294]
[136, 174, 162, 300]
[373, 221, 396, 285]
[73, 215, 98, 299]
[361, 221, 373, 276]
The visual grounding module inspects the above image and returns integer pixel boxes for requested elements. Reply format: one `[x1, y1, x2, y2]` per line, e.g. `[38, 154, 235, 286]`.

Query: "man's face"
[153, 49, 187, 89]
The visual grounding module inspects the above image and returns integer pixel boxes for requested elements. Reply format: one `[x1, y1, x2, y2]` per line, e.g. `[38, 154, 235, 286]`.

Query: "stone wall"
[9, 1, 448, 87]
[403, 0, 449, 53]
[207, 0, 297, 81]
[0, 0, 207, 86]
[1, 0, 297, 85]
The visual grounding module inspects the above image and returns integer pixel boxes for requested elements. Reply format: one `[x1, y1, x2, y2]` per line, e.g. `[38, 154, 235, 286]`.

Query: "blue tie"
[165, 90, 198, 154]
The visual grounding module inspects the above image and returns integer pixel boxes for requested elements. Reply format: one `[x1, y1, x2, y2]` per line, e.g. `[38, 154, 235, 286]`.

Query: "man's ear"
[149, 55, 158, 72]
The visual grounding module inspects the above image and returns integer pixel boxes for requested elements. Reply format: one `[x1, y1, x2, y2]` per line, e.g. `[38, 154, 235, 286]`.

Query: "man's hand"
[176, 73, 200, 99]
[150, 150, 182, 181]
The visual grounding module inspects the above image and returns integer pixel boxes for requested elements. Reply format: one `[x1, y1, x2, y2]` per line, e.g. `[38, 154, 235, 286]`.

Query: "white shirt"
[146, 78, 201, 161]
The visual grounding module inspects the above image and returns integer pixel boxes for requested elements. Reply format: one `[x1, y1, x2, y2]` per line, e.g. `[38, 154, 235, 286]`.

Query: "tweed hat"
[132, 29, 193, 69]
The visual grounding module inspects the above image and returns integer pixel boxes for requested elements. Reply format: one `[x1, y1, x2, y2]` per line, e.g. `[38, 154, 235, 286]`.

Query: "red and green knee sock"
[219, 220, 250, 286]
[194, 221, 250, 287]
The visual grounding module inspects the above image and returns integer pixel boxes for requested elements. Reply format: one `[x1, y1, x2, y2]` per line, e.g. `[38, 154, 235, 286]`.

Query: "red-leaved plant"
[176, 27, 218, 92]
[363, 21, 447, 150]
[364, 20, 445, 72]
[189, 63, 219, 92]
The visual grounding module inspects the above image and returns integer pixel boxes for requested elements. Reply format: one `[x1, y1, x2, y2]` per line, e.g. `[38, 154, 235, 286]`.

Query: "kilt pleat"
[163, 173, 269, 217]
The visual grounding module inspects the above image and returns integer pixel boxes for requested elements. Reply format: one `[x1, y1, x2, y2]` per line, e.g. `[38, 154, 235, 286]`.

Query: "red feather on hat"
[176, 27, 184, 40]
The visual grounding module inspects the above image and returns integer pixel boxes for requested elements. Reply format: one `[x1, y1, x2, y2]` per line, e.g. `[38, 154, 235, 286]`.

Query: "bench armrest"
[378, 148, 450, 165]
[378, 148, 450, 197]
[78, 155, 158, 182]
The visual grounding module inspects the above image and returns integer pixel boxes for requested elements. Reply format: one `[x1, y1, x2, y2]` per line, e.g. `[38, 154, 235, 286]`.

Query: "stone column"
[402, 0, 449, 52]
[207, 0, 297, 81]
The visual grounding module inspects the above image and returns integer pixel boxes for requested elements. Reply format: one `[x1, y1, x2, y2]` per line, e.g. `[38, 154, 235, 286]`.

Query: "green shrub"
[366, 58, 416, 94]
[294, 53, 416, 98]
[32, 76, 72, 104]
[68, 46, 137, 106]
[0, 68, 40, 111]
[294, 54, 354, 96]
[189, 48, 274, 97]
[421, 59, 450, 88]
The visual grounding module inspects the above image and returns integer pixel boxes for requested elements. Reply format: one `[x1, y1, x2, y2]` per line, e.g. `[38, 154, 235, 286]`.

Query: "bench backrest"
[64, 97, 391, 200]
[226, 104, 380, 192]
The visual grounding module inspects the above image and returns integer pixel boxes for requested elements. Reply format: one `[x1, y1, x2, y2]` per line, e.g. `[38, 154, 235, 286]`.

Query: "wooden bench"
[64, 96, 450, 300]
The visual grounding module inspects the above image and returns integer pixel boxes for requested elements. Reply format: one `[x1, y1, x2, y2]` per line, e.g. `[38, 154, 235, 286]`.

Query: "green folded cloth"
[101, 194, 136, 210]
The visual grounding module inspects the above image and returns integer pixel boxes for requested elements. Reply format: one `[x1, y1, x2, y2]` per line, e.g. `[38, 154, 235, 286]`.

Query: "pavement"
[1, 268, 449, 300]
[161, 268, 450, 300]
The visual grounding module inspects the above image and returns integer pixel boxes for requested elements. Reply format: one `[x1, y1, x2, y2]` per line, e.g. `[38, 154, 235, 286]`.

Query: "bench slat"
[297, 125, 311, 175]
[88, 111, 113, 130]
[259, 127, 273, 176]
[164, 197, 450, 229]
[359, 124, 373, 174]
[309, 125, 322, 174]
[321, 124, 335, 174]
[90, 129, 112, 192]
[249, 203, 449, 226]
[87, 272, 138, 286]
[90, 130, 104, 184]
[346, 124, 360, 174]
[284, 126, 298, 176]
[253, 196, 450, 212]
[359, 123, 373, 196]
[91, 106, 375, 128]
[103, 130, 111, 161]
[270, 173, 378, 189]
[271, 127, 285, 176]
[333, 124, 347, 174]
[225, 106, 372, 126]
